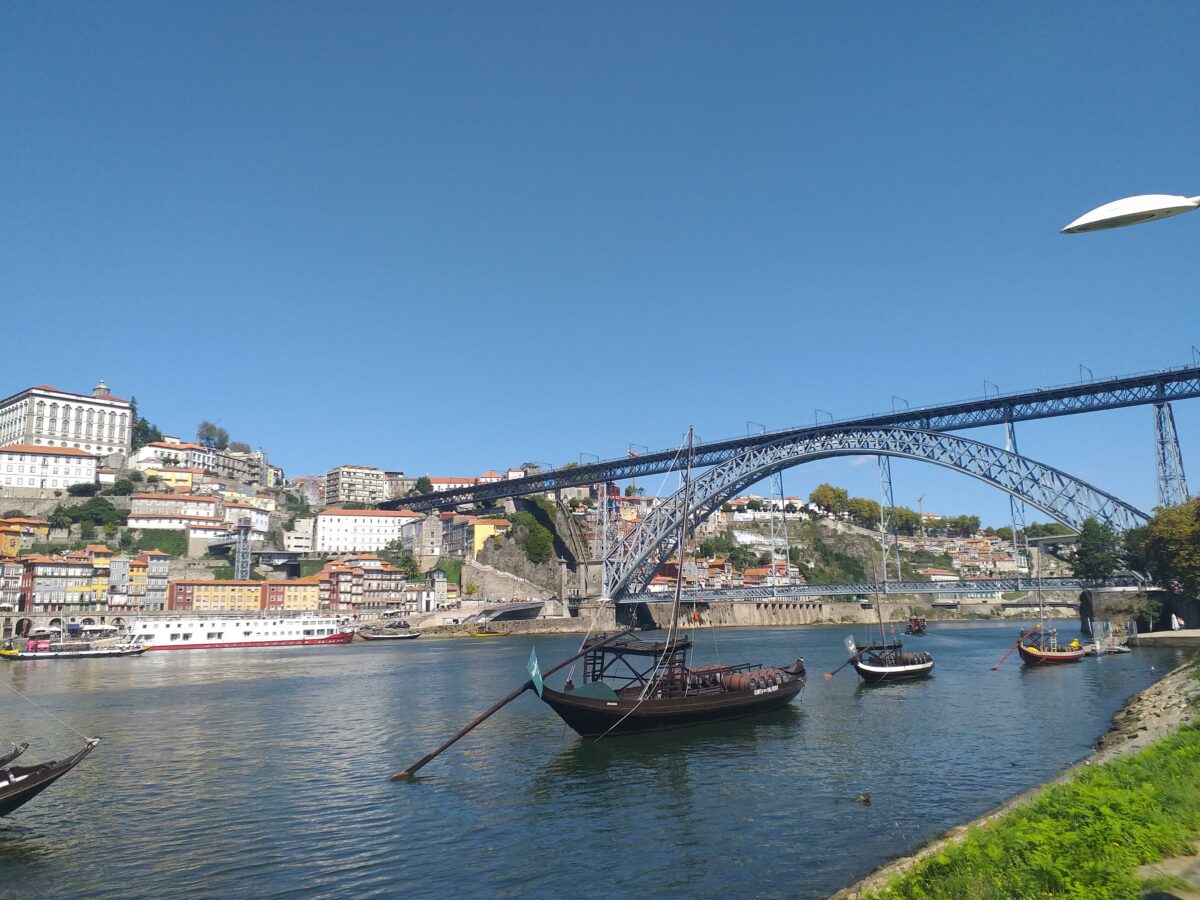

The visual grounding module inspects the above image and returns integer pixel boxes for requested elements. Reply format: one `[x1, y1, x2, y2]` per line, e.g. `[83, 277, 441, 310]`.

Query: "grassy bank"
[867, 721, 1200, 898]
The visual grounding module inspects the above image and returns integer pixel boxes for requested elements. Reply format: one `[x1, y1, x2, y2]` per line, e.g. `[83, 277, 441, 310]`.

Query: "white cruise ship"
[122, 615, 354, 651]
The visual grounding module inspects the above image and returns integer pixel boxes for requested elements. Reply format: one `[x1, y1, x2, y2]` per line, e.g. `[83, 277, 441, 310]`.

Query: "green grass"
[125, 528, 187, 557]
[868, 723, 1200, 899]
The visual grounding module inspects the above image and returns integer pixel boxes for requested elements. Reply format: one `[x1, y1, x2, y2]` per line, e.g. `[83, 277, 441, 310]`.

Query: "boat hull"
[140, 632, 354, 651]
[1, 646, 145, 660]
[540, 678, 804, 738]
[359, 632, 419, 641]
[851, 657, 935, 683]
[0, 738, 99, 818]
[1018, 644, 1086, 665]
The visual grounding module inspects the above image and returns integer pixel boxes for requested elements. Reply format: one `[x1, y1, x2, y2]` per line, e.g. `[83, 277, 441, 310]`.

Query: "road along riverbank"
[832, 656, 1200, 898]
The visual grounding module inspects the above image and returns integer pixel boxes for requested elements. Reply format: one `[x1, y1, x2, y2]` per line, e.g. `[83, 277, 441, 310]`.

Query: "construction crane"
[918, 494, 927, 539]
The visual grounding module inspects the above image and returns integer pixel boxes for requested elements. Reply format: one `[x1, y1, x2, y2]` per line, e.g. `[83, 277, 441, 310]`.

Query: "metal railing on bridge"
[381, 363, 1200, 512]
[614, 575, 1143, 604]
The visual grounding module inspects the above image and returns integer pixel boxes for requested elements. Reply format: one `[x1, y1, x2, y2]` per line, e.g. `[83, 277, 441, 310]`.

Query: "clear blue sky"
[4, 1, 1198, 526]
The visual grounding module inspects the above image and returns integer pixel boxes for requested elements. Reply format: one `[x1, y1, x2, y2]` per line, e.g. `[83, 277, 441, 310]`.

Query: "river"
[0, 620, 1185, 898]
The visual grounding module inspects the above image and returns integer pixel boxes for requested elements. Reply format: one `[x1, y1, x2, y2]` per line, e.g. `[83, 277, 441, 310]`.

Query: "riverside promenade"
[1135, 628, 1200, 649]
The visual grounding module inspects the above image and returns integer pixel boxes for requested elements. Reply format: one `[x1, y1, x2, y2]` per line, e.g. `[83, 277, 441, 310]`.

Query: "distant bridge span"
[616, 576, 1138, 604]
[381, 363, 1200, 512]
[603, 428, 1150, 599]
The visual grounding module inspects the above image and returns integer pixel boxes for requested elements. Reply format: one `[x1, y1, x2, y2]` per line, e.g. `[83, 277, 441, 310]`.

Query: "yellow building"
[145, 467, 205, 493]
[261, 579, 320, 612]
[168, 580, 263, 613]
[0, 517, 50, 541]
[470, 518, 511, 557]
[0, 526, 19, 559]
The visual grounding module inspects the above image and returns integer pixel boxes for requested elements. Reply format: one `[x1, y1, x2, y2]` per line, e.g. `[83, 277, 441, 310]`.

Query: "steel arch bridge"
[604, 427, 1150, 599]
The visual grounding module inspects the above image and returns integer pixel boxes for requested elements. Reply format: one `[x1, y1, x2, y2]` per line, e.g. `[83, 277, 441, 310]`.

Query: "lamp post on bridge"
[1062, 193, 1200, 234]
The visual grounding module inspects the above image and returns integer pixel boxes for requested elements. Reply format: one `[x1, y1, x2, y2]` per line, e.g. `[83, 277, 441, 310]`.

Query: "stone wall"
[461, 558, 553, 603]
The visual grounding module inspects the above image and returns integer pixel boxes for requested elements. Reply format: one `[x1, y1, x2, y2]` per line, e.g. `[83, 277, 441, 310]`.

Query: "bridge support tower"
[1154, 401, 1190, 508]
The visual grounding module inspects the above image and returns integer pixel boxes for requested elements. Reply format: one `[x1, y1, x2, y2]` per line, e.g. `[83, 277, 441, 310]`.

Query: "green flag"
[528, 647, 543, 698]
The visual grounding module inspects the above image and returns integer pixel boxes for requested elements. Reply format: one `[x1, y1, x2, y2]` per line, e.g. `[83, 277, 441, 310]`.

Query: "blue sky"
[4, 2, 1198, 526]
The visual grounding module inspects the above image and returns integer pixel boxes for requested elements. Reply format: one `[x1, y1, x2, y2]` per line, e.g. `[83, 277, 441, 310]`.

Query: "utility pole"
[918, 494, 926, 539]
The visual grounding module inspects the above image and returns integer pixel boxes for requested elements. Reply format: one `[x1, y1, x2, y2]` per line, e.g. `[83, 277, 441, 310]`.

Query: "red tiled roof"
[132, 493, 219, 503]
[318, 509, 418, 517]
[0, 444, 97, 458]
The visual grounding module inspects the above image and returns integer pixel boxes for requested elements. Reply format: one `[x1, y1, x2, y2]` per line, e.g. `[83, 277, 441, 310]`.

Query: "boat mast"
[664, 427, 694, 653]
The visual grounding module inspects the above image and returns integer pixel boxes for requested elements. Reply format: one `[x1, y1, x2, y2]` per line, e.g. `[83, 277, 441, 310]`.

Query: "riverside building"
[313, 509, 419, 553]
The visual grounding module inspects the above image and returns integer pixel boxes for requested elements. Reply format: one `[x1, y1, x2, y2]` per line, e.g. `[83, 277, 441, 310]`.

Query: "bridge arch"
[604, 427, 1149, 599]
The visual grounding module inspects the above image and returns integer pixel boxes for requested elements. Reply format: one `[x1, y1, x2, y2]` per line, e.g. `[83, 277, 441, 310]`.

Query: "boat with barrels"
[538, 633, 806, 737]
[1, 639, 145, 661]
[844, 636, 934, 683]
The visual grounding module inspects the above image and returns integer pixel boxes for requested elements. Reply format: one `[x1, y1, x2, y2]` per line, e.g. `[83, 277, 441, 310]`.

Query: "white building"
[325, 465, 388, 505]
[284, 517, 314, 553]
[0, 444, 98, 495]
[133, 441, 216, 473]
[0, 380, 132, 462]
[223, 502, 271, 537]
[313, 509, 420, 554]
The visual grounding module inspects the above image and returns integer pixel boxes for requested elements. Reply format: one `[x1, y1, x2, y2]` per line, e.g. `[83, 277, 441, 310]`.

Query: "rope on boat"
[0, 677, 94, 743]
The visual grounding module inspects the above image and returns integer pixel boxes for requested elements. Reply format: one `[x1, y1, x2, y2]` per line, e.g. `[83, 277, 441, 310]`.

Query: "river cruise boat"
[120, 615, 353, 651]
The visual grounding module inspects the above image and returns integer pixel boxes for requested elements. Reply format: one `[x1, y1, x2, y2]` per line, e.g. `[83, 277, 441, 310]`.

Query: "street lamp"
[1062, 193, 1200, 234]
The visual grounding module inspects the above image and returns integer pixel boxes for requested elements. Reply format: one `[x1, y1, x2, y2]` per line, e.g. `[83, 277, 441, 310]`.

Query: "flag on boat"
[528, 648, 543, 697]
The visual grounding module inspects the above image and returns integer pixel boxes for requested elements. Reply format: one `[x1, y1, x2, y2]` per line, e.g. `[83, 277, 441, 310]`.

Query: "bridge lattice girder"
[604, 428, 1150, 599]
[382, 364, 1200, 513]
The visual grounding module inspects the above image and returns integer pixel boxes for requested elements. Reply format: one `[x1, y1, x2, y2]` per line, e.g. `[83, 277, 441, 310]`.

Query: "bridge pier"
[1154, 401, 1190, 507]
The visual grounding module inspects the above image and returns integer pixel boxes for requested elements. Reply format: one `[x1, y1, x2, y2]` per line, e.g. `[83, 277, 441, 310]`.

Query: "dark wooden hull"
[851, 657, 935, 683]
[359, 631, 419, 641]
[540, 678, 804, 738]
[1018, 644, 1086, 665]
[0, 738, 99, 817]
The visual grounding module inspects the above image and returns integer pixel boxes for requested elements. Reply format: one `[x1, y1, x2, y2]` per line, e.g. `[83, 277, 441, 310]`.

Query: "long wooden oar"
[991, 625, 1041, 671]
[390, 628, 635, 781]
[823, 648, 866, 681]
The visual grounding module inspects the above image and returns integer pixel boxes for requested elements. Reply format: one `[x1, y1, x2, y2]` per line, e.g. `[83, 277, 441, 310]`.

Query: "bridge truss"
[381, 364, 1200, 513]
[602, 428, 1150, 599]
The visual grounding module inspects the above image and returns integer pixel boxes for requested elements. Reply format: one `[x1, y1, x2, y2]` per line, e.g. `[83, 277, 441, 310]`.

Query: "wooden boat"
[0, 743, 28, 767]
[539, 634, 806, 737]
[1, 639, 146, 661]
[388, 427, 807, 781]
[360, 630, 419, 641]
[903, 616, 927, 636]
[1017, 632, 1086, 665]
[0, 738, 100, 817]
[539, 428, 806, 737]
[846, 637, 934, 683]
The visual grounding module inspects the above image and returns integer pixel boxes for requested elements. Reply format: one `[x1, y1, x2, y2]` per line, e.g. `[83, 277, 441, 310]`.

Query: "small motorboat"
[0, 738, 100, 817]
[1, 639, 146, 661]
[903, 616, 928, 636]
[466, 627, 507, 637]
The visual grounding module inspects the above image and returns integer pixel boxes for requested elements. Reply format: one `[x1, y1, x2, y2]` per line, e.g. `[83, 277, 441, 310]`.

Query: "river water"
[0, 620, 1185, 899]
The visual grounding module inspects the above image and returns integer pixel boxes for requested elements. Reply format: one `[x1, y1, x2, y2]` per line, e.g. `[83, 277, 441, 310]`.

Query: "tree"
[464, 582, 480, 598]
[68, 483, 98, 497]
[129, 396, 163, 450]
[380, 540, 421, 579]
[48, 506, 72, 530]
[746, 499, 764, 512]
[846, 497, 881, 529]
[1137, 498, 1200, 598]
[412, 476, 434, 495]
[519, 462, 542, 472]
[229, 441, 252, 453]
[784, 503, 798, 514]
[1073, 517, 1122, 579]
[809, 483, 848, 513]
[197, 421, 229, 451]
[105, 478, 136, 496]
[128, 470, 144, 483]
